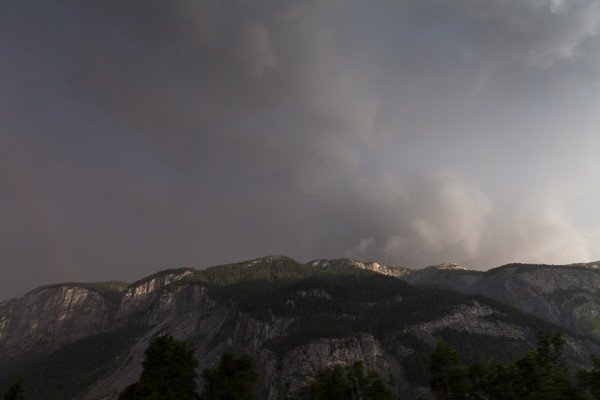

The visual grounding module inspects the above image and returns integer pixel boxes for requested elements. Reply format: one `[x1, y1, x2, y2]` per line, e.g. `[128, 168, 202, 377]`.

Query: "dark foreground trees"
[578, 354, 600, 399]
[200, 352, 259, 400]
[118, 335, 259, 400]
[119, 334, 198, 400]
[117, 332, 393, 400]
[117, 329, 600, 400]
[430, 338, 470, 400]
[3, 379, 26, 400]
[430, 332, 588, 400]
[300, 361, 395, 400]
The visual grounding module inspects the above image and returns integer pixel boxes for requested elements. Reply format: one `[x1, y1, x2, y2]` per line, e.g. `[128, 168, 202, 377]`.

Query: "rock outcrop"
[2, 257, 600, 400]
[402, 263, 600, 334]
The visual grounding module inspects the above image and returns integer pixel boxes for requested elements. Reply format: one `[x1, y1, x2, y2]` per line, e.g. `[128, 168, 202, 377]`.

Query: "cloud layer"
[1, 0, 600, 299]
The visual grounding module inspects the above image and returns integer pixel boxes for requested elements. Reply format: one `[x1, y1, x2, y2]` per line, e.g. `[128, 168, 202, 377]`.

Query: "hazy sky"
[2, 0, 600, 300]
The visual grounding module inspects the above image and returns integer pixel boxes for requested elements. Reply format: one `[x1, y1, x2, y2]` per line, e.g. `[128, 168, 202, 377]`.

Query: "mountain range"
[2, 255, 600, 399]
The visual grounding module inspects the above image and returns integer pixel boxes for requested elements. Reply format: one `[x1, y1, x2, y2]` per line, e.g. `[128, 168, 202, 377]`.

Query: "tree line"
[115, 334, 394, 400]
[430, 331, 600, 400]
[6, 331, 600, 400]
[3, 333, 394, 400]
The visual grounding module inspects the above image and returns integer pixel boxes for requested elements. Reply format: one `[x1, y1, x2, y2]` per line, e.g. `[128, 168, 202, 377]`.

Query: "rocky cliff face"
[2, 257, 600, 400]
[0, 285, 111, 356]
[71, 274, 421, 400]
[0, 270, 199, 359]
[410, 301, 526, 343]
[400, 263, 600, 335]
[309, 258, 412, 278]
[317, 258, 600, 337]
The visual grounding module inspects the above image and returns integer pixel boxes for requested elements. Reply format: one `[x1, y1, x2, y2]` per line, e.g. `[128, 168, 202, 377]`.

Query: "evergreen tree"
[429, 331, 580, 400]
[201, 352, 258, 400]
[465, 362, 487, 400]
[348, 361, 393, 400]
[430, 338, 470, 400]
[481, 361, 519, 400]
[309, 366, 351, 400]
[3, 378, 26, 400]
[119, 334, 199, 400]
[512, 332, 576, 400]
[302, 361, 395, 400]
[578, 354, 600, 399]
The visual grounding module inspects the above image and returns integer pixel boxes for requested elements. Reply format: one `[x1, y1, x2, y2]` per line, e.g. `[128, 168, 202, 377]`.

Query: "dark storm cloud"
[68, 0, 369, 188]
[2, 0, 600, 300]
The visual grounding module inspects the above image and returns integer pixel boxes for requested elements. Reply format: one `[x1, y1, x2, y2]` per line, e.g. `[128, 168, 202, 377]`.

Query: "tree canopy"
[3, 379, 26, 400]
[430, 332, 583, 400]
[300, 361, 394, 400]
[119, 334, 198, 400]
[200, 352, 258, 400]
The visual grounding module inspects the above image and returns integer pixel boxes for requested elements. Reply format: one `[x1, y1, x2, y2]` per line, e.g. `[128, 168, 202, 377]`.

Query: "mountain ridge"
[8, 256, 600, 305]
[3, 255, 600, 399]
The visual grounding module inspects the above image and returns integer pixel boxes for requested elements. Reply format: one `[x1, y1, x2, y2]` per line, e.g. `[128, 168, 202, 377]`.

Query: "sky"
[2, 0, 600, 300]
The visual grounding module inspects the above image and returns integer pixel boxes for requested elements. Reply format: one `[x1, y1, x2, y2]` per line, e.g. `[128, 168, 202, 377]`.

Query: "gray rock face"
[2, 258, 600, 400]
[0, 285, 111, 356]
[401, 263, 600, 334]
[329, 257, 600, 336]
[309, 258, 413, 278]
[411, 302, 526, 344]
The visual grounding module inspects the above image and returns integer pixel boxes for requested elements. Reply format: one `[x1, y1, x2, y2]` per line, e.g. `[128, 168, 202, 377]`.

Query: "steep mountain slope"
[0, 256, 598, 400]
[400, 262, 600, 335]
[322, 257, 600, 337]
